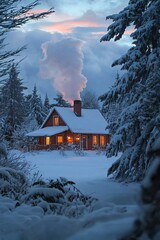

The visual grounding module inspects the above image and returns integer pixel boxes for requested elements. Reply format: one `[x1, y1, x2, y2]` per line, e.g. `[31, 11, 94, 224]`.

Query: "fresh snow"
[0, 150, 140, 240]
[26, 126, 68, 137]
[41, 106, 109, 134]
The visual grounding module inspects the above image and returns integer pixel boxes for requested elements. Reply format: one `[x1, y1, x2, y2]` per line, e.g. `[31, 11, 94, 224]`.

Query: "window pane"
[93, 135, 97, 145]
[46, 136, 50, 145]
[67, 136, 73, 143]
[100, 136, 105, 146]
[75, 134, 80, 143]
[53, 116, 59, 125]
[57, 136, 63, 144]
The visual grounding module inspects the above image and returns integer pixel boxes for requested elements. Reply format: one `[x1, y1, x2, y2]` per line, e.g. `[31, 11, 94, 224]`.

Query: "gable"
[43, 109, 66, 128]
[41, 107, 109, 135]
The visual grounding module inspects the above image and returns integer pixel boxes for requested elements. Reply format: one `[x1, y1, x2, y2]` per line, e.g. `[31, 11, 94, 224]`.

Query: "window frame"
[57, 135, 63, 145]
[67, 135, 73, 144]
[53, 115, 59, 126]
[45, 136, 50, 145]
[93, 135, 98, 145]
[100, 135, 105, 146]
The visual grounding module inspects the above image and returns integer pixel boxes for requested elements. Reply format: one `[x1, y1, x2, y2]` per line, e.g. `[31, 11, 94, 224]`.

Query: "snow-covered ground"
[0, 150, 140, 240]
[27, 150, 139, 208]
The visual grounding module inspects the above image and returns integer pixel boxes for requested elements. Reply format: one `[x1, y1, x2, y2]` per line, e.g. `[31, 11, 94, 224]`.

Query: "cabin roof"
[26, 126, 68, 137]
[41, 106, 109, 135]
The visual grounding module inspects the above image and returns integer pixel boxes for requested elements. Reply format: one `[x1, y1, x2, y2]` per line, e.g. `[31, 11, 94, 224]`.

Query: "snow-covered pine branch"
[100, 0, 160, 181]
[0, 0, 54, 79]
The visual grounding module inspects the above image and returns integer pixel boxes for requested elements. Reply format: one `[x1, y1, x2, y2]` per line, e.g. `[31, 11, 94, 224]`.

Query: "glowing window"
[45, 136, 50, 145]
[57, 135, 63, 144]
[75, 135, 80, 143]
[67, 136, 73, 143]
[53, 116, 59, 126]
[93, 135, 97, 145]
[100, 135, 105, 146]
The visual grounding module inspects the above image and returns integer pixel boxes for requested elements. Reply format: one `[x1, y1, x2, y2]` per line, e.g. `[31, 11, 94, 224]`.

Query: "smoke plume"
[40, 38, 87, 102]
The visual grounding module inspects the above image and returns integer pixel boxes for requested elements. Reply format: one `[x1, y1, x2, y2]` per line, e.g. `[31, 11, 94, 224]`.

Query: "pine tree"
[81, 90, 99, 109]
[43, 93, 50, 115]
[1, 64, 26, 144]
[101, 73, 123, 124]
[121, 126, 160, 239]
[29, 85, 46, 126]
[52, 93, 71, 107]
[100, 0, 160, 181]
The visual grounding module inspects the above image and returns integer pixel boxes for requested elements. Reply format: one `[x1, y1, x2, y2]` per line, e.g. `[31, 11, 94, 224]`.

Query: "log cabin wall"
[38, 137, 45, 145]
[37, 133, 110, 150]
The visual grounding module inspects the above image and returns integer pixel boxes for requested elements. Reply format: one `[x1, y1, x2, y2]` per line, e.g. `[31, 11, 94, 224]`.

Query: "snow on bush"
[22, 177, 97, 217]
[0, 167, 27, 199]
[0, 144, 31, 174]
[0, 167, 97, 218]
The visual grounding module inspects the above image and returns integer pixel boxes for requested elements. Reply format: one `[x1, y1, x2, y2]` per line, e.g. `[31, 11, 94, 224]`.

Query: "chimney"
[74, 100, 81, 116]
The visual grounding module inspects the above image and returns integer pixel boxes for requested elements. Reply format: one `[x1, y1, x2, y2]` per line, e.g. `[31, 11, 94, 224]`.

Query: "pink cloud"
[41, 10, 105, 34]
[42, 20, 104, 33]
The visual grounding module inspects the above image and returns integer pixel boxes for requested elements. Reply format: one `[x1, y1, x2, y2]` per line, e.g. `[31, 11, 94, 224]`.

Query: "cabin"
[26, 100, 110, 150]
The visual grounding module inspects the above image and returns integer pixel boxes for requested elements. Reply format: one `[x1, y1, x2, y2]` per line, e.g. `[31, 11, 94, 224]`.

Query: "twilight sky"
[10, 0, 131, 102]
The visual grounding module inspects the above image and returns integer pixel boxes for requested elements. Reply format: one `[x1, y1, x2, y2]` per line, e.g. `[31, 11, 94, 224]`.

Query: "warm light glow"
[53, 116, 59, 126]
[57, 135, 63, 144]
[75, 134, 80, 142]
[45, 136, 50, 145]
[93, 135, 97, 145]
[67, 136, 73, 143]
[100, 135, 105, 146]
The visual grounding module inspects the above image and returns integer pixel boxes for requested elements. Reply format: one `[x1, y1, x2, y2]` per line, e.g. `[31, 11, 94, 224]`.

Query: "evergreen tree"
[121, 126, 160, 239]
[100, 0, 160, 181]
[81, 90, 99, 109]
[0, 1, 53, 150]
[101, 73, 123, 124]
[52, 93, 71, 107]
[43, 93, 50, 115]
[29, 85, 46, 126]
[1, 64, 26, 144]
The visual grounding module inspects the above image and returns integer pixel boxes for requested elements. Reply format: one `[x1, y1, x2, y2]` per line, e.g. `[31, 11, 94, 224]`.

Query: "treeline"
[0, 64, 50, 149]
[0, 63, 75, 149]
[0, 64, 101, 149]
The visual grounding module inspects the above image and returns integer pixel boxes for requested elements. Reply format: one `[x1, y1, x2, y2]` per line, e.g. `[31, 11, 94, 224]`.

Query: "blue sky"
[10, 0, 131, 102]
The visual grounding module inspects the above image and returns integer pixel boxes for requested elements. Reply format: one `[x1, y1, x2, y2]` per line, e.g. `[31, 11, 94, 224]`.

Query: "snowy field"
[0, 150, 140, 240]
[26, 150, 139, 207]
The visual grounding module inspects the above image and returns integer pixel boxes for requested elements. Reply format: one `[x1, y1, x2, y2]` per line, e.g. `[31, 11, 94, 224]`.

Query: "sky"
[9, 0, 131, 102]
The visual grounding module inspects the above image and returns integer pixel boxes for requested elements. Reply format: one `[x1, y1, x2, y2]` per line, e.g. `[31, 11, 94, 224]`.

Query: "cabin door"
[82, 135, 88, 150]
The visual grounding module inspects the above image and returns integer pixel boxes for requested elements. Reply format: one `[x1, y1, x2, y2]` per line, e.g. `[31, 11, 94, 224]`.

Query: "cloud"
[44, 0, 128, 17]
[6, 0, 132, 103]
[39, 38, 87, 102]
[41, 10, 105, 34]
[82, 38, 129, 97]
[5, 30, 56, 99]
[5, 28, 130, 103]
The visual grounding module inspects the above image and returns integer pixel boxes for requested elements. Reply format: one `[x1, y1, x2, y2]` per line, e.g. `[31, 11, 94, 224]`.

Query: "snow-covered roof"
[42, 107, 109, 135]
[26, 126, 68, 137]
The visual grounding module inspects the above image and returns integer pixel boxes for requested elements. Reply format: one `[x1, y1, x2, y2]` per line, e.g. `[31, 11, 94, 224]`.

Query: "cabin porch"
[27, 131, 110, 151]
